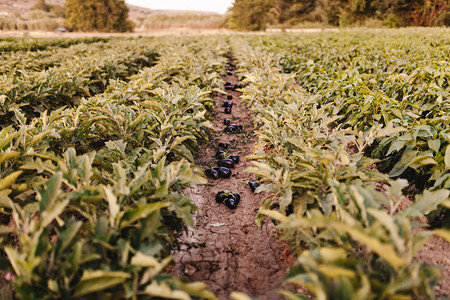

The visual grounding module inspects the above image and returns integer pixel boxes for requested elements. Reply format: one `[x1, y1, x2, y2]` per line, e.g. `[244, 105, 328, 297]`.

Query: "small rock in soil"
[184, 264, 196, 276]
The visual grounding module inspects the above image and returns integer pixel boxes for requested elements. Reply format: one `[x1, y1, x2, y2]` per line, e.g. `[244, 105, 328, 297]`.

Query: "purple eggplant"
[215, 150, 226, 159]
[227, 71, 233, 76]
[248, 181, 260, 192]
[218, 142, 228, 149]
[225, 85, 232, 90]
[224, 198, 238, 209]
[215, 190, 240, 209]
[229, 155, 239, 164]
[218, 158, 234, 168]
[214, 167, 232, 178]
[224, 125, 237, 134]
[222, 100, 233, 108]
[224, 124, 242, 134]
[216, 191, 226, 203]
[204, 169, 219, 179]
[223, 119, 231, 125]
[224, 193, 240, 209]
[224, 107, 232, 114]
[225, 81, 232, 86]
[227, 94, 233, 100]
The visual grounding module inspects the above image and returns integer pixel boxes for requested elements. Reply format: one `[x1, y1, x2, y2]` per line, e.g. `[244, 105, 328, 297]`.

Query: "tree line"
[229, 0, 450, 30]
[29, 0, 449, 32]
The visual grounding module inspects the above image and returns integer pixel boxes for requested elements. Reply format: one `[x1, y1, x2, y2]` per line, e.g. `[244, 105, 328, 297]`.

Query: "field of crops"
[0, 28, 449, 300]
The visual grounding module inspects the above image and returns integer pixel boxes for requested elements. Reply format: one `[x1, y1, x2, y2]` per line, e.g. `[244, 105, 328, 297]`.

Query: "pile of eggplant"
[216, 190, 240, 209]
[207, 60, 248, 209]
[204, 145, 240, 180]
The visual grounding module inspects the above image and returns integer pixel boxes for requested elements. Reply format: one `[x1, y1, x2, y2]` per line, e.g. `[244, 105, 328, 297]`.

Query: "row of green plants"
[230, 30, 450, 299]
[0, 38, 159, 128]
[0, 36, 229, 299]
[0, 39, 110, 74]
[250, 29, 450, 225]
[0, 37, 108, 53]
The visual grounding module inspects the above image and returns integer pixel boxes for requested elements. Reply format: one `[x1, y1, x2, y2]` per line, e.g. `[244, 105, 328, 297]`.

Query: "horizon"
[125, 0, 233, 14]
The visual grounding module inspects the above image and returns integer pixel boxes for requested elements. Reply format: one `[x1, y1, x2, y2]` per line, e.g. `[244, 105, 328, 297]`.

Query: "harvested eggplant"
[224, 197, 238, 209]
[229, 155, 239, 164]
[223, 119, 231, 125]
[214, 167, 231, 178]
[215, 191, 226, 203]
[248, 181, 260, 192]
[225, 81, 232, 86]
[218, 142, 229, 149]
[224, 107, 232, 114]
[224, 125, 237, 134]
[218, 158, 235, 168]
[215, 190, 240, 209]
[224, 124, 242, 134]
[204, 169, 219, 179]
[227, 71, 232, 76]
[225, 85, 232, 90]
[215, 150, 226, 159]
[222, 100, 232, 107]
[227, 94, 233, 100]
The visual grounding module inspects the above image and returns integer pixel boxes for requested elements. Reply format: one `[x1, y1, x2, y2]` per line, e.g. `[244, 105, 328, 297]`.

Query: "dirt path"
[171, 62, 293, 299]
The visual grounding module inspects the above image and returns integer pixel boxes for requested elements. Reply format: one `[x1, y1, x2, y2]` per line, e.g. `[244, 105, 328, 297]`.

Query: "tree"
[229, 0, 274, 31]
[65, 0, 134, 32]
[272, 0, 318, 24]
[32, 0, 65, 18]
[33, 0, 51, 12]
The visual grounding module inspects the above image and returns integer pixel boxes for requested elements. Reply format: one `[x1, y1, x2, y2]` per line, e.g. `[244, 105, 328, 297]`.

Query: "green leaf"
[367, 208, 404, 254]
[73, 270, 130, 297]
[0, 151, 20, 164]
[445, 145, 450, 170]
[389, 151, 417, 177]
[0, 171, 22, 190]
[130, 252, 161, 267]
[230, 292, 254, 300]
[56, 219, 82, 256]
[259, 209, 289, 223]
[177, 282, 218, 300]
[38, 171, 62, 212]
[375, 122, 406, 138]
[433, 229, 450, 243]
[143, 281, 190, 300]
[335, 224, 406, 269]
[121, 202, 169, 229]
[427, 139, 440, 153]
[103, 186, 119, 227]
[0, 190, 13, 209]
[402, 189, 450, 217]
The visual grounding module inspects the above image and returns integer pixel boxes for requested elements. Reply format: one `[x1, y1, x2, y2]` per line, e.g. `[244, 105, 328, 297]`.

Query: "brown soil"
[170, 71, 294, 299]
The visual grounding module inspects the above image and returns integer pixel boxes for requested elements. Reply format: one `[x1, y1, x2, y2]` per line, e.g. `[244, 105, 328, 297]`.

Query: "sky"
[125, 0, 234, 14]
